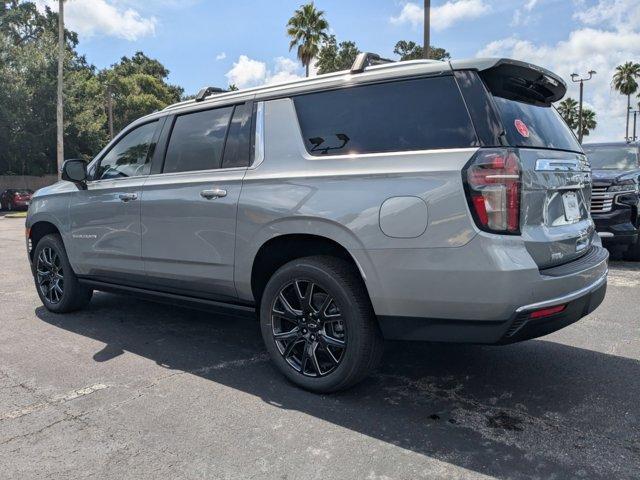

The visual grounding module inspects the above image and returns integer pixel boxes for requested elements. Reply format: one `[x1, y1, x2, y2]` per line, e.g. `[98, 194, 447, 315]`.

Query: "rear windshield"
[492, 96, 582, 153]
[14, 190, 32, 195]
[582, 145, 639, 170]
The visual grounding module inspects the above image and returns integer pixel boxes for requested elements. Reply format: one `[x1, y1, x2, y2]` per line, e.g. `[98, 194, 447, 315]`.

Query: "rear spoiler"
[450, 58, 566, 106]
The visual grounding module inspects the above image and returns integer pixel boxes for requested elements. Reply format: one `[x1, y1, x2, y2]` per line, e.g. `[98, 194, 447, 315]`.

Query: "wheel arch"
[28, 220, 61, 261]
[249, 233, 374, 308]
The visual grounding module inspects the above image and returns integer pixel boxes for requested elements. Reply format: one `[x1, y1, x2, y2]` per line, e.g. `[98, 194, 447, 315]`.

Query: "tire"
[32, 234, 93, 313]
[624, 240, 640, 261]
[260, 255, 383, 393]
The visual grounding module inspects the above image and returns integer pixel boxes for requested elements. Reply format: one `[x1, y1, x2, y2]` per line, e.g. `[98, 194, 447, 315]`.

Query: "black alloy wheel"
[36, 246, 64, 304]
[271, 279, 346, 377]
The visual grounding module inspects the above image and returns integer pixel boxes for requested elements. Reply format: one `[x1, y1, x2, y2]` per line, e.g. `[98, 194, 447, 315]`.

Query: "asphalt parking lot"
[0, 214, 639, 479]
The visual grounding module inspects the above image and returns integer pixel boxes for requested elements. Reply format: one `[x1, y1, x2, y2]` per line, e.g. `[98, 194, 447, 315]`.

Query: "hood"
[592, 168, 640, 186]
[32, 180, 78, 198]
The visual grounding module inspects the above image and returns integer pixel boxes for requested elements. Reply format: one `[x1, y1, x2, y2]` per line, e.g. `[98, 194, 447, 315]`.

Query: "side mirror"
[61, 159, 87, 189]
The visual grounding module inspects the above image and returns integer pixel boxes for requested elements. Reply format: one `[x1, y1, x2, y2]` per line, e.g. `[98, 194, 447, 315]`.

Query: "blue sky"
[36, 0, 640, 141]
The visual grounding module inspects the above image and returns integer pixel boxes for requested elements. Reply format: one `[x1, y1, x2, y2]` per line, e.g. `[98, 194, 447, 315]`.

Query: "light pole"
[423, 0, 430, 59]
[630, 107, 640, 142]
[570, 70, 596, 144]
[56, 0, 65, 178]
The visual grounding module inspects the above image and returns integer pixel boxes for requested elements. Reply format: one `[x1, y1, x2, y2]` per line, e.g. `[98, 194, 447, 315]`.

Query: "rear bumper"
[378, 272, 607, 343]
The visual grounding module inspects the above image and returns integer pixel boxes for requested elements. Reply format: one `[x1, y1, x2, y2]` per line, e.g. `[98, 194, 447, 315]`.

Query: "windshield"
[492, 96, 582, 153]
[582, 146, 639, 170]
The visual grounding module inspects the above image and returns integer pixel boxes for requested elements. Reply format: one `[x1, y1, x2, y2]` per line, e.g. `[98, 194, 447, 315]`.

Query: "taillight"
[464, 148, 521, 234]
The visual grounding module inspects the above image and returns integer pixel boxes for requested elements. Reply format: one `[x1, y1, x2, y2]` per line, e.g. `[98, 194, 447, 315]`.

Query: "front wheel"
[260, 256, 383, 393]
[32, 234, 93, 313]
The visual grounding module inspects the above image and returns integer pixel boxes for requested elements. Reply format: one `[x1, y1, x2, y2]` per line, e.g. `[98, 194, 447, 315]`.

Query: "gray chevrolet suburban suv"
[27, 56, 608, 392]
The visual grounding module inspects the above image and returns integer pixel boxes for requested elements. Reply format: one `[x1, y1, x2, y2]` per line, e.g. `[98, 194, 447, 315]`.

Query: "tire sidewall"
[260, 258, 370, 392]
[32, 235, 80, 312]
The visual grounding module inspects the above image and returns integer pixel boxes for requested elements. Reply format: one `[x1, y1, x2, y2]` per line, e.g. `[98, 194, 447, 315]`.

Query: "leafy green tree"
[0, 2, 183, 175]
[393, 40, 450, 61]
[315, 35, 359, 74]
[287, 2, 329, 77]
[612, 62, 640, 140]
[99, 52, 183, 134]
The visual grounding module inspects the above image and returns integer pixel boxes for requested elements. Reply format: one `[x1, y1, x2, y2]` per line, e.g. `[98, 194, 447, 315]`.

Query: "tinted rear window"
[164, 106, 233, 173]
[491, 96, 582, 153]
[293, 76, 477, 155]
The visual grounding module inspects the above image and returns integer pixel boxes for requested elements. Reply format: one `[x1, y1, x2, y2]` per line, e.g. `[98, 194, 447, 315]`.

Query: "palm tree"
[558, 97, 579, 129]
[612, 62, 640, 141]
[577, 108, 597, 138]
[287, 2, 329, 77]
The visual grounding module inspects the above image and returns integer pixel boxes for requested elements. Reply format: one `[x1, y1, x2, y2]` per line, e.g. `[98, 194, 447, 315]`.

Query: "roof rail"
[195, 86, 228, 102]
[350, 52, 395, 74]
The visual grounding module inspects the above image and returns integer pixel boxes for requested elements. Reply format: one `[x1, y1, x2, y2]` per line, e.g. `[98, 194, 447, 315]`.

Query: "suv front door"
[141, 102, 253, 301]
[67, 119, 162, 283]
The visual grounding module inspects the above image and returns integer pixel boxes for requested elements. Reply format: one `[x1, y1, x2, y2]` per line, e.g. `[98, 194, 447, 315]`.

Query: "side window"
[163, 106, 233, 173]
[293, 76, 477, 155]
[221, 103, 252, 169]
[96, 121, 158, 180]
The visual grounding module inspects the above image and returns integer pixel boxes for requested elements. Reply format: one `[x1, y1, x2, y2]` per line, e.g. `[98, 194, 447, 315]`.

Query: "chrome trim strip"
[597, 232, 614, 238]
[515, 271, 608, 313]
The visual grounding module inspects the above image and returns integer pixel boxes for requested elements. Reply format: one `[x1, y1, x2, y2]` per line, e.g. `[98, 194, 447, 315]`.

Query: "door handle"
[118, 193, 138, 202]
[200, 188, 227, 200]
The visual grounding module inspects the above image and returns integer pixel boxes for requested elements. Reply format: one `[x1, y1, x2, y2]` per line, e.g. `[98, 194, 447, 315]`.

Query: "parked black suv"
[583, 142, 640, 260]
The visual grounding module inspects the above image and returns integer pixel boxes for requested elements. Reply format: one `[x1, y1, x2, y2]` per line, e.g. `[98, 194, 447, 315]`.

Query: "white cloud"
[215, 52, 227, 61]
[574, 0, 640, 33]
[390, 0, 491, 31]
[267, 57, 303, 85]
[477, 27, 640, 142]
[225, 56, 303, 89]
[35, 0, 156, 40]
[511, 0, 541, 26]
[225, 55, 268, 88]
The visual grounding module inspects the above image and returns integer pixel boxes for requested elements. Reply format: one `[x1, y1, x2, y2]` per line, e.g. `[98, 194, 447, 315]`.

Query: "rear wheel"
[33, 234, 93, 313]
[260, 256, 383, 393]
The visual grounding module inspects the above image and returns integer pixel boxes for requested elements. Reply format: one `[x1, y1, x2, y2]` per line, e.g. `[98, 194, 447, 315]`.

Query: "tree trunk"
[306, 62, 309, 77]
[56, 0, 64, 178]
[626, 93, 631, 142]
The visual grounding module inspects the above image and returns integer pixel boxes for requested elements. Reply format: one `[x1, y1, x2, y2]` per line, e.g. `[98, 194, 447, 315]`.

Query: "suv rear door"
[140, 101, 253, 301]
[456, 61, 594, 268]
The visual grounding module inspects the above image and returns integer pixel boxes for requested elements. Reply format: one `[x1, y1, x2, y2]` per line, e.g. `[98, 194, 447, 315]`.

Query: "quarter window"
[163, 107, 233, 173]
[95, 121, 158, 180]
[293, 76, 477, 156]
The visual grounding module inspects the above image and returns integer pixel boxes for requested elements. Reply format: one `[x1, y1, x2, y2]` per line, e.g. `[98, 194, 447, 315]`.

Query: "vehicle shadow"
[36, 293, 640, 479]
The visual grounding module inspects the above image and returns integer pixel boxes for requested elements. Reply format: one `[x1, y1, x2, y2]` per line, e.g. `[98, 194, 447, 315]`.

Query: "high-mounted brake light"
[464, 149, 521, 234]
